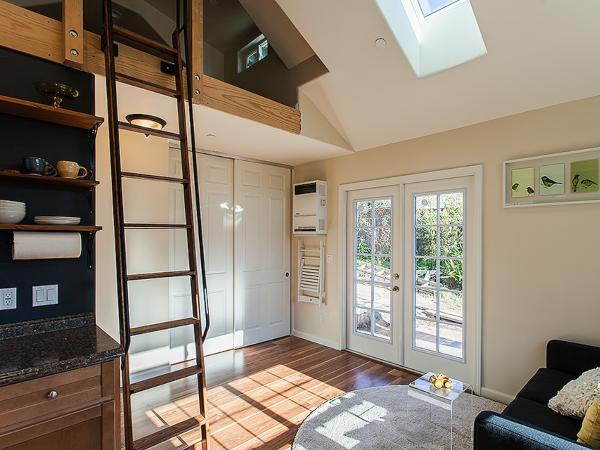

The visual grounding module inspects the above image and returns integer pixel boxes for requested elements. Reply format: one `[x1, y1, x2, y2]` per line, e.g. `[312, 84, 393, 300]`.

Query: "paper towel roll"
[12, 232, 82, 260]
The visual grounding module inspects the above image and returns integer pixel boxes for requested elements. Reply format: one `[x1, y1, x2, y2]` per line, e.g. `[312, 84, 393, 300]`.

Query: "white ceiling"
[97, 77, 352, 166]
[278, 0, 600, 151]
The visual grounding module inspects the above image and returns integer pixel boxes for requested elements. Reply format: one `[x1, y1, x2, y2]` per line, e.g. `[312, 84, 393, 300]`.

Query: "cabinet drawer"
[0, 365, 102, 429]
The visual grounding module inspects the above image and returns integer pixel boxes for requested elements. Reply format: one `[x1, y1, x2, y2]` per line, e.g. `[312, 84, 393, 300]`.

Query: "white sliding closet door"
[197, 154, 235, 356]
[234, 160, 291, 347]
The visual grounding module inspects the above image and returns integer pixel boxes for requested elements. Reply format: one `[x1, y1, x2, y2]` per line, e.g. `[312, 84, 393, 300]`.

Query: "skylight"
[416, 0, 461, 17]
[376, 0, 486, 77]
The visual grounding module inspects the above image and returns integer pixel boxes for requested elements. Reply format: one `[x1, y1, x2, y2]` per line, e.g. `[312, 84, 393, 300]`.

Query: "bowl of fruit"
[428, 373, 453, 390]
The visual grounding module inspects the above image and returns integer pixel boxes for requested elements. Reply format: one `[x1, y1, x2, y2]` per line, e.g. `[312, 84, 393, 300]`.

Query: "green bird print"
[512, 183, 519, 191]
[580, 179, 598, 188]
[527, 186, 534, 195]
[541, 176, 563, 188]
[572, 174, 580, 192]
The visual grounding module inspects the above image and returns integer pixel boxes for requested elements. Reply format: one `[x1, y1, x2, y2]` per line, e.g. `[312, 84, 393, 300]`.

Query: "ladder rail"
[102, 1, 134, 448]
[172, 22, 210, 449]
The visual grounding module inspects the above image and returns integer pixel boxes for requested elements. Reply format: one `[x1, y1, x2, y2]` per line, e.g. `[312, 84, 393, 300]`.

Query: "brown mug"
[57, 160, 90, 179]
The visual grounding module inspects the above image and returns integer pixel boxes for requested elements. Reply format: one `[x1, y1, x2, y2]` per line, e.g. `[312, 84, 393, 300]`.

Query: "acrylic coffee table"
[408, 372, 474, 449]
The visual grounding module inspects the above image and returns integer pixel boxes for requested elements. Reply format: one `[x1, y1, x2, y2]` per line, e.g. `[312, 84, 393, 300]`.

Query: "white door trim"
[337, 165, 483, 392]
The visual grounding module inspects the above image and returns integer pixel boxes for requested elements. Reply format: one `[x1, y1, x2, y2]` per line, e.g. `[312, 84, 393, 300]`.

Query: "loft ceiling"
[277, 0, 600, 151]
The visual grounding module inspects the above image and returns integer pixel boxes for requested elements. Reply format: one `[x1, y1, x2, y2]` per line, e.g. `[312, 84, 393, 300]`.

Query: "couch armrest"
[547, 340, 600, 376]
[474, 411, 589, 450]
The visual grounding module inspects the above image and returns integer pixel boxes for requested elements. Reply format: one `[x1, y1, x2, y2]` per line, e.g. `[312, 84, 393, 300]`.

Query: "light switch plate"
[0, 288, 17, 310]
[32, 285, 58, 307]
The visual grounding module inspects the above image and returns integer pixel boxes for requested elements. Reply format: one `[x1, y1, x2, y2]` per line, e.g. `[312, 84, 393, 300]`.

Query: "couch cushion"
[517, 368, 575, 405]
[503, 397, 582, 440]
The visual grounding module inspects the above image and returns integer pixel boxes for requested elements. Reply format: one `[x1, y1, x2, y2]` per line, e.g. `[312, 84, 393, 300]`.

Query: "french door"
[345, 172, 481, 389]
[346, 187, 402, 364]
[403, 176, 479, 387]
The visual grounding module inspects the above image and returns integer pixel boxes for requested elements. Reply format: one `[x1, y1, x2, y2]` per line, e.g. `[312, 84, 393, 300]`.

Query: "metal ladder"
[102, 0, 210, 448]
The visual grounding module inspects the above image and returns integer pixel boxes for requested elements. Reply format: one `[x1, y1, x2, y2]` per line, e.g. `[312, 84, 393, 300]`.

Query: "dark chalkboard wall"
[0, 48, 97, 325]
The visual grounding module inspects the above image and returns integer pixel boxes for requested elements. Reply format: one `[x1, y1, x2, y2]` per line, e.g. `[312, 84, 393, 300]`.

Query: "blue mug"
[24, 156, 57, 176]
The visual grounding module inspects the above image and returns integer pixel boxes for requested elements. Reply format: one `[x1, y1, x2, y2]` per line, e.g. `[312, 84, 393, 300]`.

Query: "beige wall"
[292, 95, 600, 399]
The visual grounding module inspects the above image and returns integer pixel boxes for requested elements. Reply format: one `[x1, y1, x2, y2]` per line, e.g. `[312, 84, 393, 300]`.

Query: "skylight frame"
[416, 0, 462, 18]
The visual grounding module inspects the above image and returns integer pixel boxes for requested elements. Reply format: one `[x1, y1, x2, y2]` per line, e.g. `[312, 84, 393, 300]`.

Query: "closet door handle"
[285, 272, 290, 278]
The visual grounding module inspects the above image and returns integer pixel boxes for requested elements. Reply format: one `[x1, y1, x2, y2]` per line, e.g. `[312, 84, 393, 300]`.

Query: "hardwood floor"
[126, 337, 418, 450]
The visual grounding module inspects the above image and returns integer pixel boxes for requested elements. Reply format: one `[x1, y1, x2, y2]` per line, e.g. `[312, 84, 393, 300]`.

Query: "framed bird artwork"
[571, 159, 599, 193]
[540, 164, 565, 196]
[504, 146, 600, 208]
[511, 167, 535, 198]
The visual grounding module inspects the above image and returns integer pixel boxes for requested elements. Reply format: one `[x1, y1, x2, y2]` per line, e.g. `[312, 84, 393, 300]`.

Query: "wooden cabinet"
[0, 360, 120, 450]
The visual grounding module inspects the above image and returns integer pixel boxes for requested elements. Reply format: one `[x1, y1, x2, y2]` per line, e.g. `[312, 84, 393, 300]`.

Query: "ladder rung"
[131, 317, 199, 335]
[132, 416, 206, 450]
[112, 25, 178, 57]
[130, 365, 202, 393]
[127, 270, 195, 281]
[118, 121, 181, 140]
[116, 72, 179, 97]
[121, 172, 189, 184]
[124, 223, 190, 229]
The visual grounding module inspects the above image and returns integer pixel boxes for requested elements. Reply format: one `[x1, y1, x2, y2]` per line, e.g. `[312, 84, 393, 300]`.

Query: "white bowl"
[0, 200, 25, 206]
[0, 204, 26, 210]
[0, 209, 26, 224]
[0, 207, 26, 213]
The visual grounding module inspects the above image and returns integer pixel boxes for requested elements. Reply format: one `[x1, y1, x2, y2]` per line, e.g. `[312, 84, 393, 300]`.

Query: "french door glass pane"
[439, 322, 463, 359]
[413, 190, 465, 359]
[415, 319, 437, 351]
[355, 308, 371, 335]
[354, 197, 393, 341]
[374, 311, 392, 339]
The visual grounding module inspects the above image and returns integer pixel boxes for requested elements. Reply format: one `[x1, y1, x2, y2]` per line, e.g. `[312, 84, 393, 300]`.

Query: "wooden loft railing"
[0, 0, 301, 134]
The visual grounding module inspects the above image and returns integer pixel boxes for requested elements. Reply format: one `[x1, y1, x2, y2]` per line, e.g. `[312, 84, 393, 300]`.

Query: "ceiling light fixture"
[126, 114, 167, 138]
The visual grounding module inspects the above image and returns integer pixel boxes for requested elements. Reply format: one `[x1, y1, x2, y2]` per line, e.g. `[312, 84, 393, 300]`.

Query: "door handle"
[393, 273, 400, 280]
[285, 272, 290, 278]
[392, 286, 400, 292]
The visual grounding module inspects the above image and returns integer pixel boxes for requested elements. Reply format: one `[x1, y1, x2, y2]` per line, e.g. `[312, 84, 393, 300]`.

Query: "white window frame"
[337, 165, 483, 393]
[237, 34, 268, 73]
[411, 188, 466, 362]
[351, 196, 394, 343]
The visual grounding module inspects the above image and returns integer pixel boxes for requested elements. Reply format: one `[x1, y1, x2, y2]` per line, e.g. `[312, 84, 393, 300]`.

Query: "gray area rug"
[293, 385, 505, 450]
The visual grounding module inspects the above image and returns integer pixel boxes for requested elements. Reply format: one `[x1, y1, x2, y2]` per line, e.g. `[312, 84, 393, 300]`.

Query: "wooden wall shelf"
[0, 171, 98, 188]
[0, 95, 104, 131]
[0, 224, 102, 232]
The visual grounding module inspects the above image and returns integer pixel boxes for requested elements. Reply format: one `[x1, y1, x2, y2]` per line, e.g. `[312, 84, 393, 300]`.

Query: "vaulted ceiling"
[277, 0, 600, 151]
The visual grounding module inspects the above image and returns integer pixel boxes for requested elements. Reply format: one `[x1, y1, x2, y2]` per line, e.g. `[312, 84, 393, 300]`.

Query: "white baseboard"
[481, 387, 515, 405]
[292, 329, 342, 350]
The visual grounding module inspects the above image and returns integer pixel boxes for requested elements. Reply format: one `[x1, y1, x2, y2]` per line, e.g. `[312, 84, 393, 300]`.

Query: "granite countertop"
[0, 314, 124, 387]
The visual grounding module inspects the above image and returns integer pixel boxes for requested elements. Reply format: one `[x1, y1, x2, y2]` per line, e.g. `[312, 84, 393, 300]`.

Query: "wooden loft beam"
[0, 0, 301, 134]
[201, 75, 301, 134]
[63, 0, 83, 67]
[190, 0, 202, 102]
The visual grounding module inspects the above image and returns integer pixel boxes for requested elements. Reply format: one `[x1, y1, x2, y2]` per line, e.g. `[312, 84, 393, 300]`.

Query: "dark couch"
[474, 340, 600, 449]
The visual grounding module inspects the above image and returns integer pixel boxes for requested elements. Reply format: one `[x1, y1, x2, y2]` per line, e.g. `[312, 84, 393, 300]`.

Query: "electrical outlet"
[32, 285, 58, 307]
[0, 288, 17, 310]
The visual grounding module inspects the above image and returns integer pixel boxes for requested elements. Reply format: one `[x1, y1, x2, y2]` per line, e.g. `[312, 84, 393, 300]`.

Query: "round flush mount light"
[375, 37, 387, 48]
[206, 132, 216, 138]
[126, 114, 167, 138]
[126, 114, 167, 130]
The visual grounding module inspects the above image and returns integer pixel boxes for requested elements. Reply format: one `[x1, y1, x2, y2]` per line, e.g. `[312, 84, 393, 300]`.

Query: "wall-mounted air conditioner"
[293, 180, 327, 235]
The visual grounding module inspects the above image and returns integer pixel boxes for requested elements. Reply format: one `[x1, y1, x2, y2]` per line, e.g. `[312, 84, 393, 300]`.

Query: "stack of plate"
[34, 216, 81, 225]
[0, 200, 26, 224]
